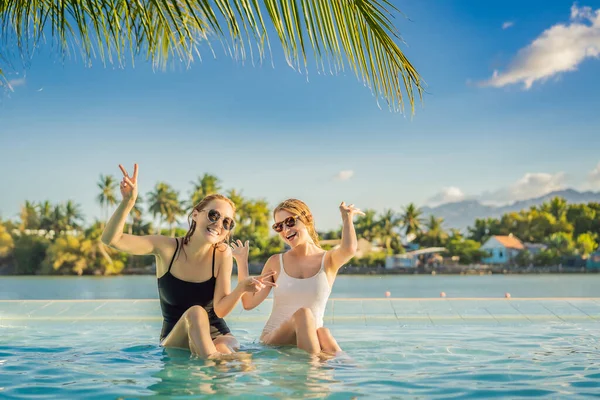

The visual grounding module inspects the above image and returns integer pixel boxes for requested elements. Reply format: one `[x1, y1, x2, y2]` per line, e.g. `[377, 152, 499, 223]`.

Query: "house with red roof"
[481, 234, 524, 265]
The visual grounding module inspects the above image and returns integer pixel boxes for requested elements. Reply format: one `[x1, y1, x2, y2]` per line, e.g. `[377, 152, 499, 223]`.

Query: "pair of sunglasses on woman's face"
[201, 209, 236, 231]
[272, 215, 302, 233]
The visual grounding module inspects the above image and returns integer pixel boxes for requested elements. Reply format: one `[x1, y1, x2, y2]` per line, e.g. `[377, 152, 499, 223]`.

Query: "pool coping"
[1, 298, 599, 325]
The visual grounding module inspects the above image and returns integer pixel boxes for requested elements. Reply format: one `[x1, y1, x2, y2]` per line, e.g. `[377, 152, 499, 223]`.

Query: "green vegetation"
[1, 172, 598, 275]
[1, 1, 423, 113]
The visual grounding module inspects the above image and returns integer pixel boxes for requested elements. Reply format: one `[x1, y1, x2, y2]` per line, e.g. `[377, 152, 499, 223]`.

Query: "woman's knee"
[316, 327, 330, 337]
[293, 307, 314, 322]
[185, 305, 209, 324]
[292, 308, 317, 329]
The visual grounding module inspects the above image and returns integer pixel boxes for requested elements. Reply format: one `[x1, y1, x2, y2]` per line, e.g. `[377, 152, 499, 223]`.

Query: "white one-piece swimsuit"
[261, 252, 332, 339]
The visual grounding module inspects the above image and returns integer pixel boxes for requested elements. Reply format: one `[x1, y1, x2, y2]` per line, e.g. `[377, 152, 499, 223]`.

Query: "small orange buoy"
[505, 292, 511, 298]
[385, 291, 391, 298]
[440, 292, 446, 298]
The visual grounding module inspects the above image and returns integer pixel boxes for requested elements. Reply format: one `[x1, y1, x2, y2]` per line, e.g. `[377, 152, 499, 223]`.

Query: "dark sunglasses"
[272, 215, 301, 233]
[201, 209, 236, 231]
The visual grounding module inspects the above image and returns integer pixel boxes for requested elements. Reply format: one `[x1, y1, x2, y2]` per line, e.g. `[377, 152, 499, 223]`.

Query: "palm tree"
[542, 197, 568, 221]
[97, 175, 118, 223]
[420, 215, 447, 248]
[355, 209, 378, 242]
[19, 201, 40, 230]
[377, 209, 400, 254]
[64, 200, 84, 231]
[190, 174, 222, 206]
[50, 204, 66, 234]
[400, 203, 423, 238]
[2, 1, 423, 113]
[468, 217, 500, 243]
[129, 195, 144, 235]
[38, 200, 54, 231]
[226, 188, 251, 227]
[147, 182, 182, 235]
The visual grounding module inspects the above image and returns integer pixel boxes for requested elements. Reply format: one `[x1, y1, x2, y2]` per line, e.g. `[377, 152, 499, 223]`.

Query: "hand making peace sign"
[118, 163, 139, 202]
[339, 201, 365, 219]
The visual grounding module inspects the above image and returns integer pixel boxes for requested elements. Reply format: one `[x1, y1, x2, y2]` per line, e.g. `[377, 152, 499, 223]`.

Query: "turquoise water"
[2, 274, 599, 300]
[2, 320, 600, 399]
[1, 276, 599, 398]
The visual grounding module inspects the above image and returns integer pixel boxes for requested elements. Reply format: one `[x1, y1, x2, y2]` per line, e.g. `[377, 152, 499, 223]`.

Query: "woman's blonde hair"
[273, 198, 320, 248]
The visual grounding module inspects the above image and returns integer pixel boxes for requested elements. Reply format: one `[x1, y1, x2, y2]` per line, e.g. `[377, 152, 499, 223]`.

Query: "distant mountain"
[421, 189, 600, 231]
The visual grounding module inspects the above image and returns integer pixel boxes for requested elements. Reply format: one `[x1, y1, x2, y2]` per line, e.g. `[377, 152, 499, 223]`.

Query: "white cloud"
[427, 186, 466, 206]
[334, 170, 354, 181]
[480, 4, 600, 89]
[429, 172, 567, 206]
[502, 21, 515, 30]
[480, 172, 567, 204]
[588, 162, 600, 188]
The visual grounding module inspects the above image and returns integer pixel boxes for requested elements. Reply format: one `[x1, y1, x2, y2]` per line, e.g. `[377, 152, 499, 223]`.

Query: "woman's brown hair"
[178, 194, 236, 259]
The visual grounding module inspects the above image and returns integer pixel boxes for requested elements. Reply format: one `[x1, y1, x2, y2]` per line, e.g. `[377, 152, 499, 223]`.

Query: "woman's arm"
[213, 248, 276, 317]
[100, 164, 171, 256]
[328, 202, 365, 272]
[235, 254, 278, 311]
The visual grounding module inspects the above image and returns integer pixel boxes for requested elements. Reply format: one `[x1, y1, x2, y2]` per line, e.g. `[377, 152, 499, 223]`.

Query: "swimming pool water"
[1, 316, 599, 399]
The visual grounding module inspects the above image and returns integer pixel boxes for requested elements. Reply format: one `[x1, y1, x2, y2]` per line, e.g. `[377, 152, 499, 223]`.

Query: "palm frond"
[1, 0, 423, 113]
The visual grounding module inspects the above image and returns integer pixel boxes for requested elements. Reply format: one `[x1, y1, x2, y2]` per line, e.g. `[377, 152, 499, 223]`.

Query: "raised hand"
[230, 239, 249, 262]
[339, 201, 365, 219]
[239, 270, 277, 293]
[118, 163, 139, 203]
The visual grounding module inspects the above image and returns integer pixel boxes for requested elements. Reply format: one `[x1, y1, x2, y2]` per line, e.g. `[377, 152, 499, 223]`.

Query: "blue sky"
[1, 0, 600, 231]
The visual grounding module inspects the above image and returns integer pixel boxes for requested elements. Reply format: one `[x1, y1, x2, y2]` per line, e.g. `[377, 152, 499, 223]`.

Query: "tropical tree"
[0, 222, 14, 258]
[84, 222, 127, 275]
[377, 209, 400, 254]
[129, 194, 144, 235]
[468, 217, 501, 243]
[354, 209, 378, 242]
[44, 235, 90, 275]
[418, 215, 447, 248]
[400, 203, 423, 238]
[38, 200, 54, 231]
[576, 233, 598, 256]
[544, 232, 575, 256]
[540, 197, 568, 220]
[566, 204, 597, 237]
[50, 204, 66, 233]
[1, 1, 423, 113]
[12, 234, 50, 274]
[64, 200, 84, 231]
[19, 201, 40, 230]
[97, 175, 118, 223]
[147, 182, 183, 235]
[190, 174, 222, 206]
[445, 235, 487, 265]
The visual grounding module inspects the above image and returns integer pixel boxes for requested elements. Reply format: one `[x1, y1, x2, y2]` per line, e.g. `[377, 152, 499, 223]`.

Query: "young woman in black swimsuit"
[101, 163, 275, 358]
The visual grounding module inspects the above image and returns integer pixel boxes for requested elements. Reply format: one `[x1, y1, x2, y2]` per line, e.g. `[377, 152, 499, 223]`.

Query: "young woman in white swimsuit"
[232, 199, 364, 355]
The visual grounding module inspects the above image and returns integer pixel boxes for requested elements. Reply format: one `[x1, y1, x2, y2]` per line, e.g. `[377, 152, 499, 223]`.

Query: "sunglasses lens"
[285, 216, 297, 228]
[207, 209, 220, 223]
[223, 218, 235, 231]
[272, 222, 283, 232]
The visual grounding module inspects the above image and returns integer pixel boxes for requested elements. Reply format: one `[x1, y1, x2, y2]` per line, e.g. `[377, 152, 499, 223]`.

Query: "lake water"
[1, 274, 599, 300]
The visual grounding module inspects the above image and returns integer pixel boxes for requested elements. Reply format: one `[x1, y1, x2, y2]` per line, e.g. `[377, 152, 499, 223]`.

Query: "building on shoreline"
[481, 234, 524, 265]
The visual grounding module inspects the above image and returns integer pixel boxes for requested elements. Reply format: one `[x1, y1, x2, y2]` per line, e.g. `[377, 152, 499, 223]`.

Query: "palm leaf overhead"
[1, 0, 423, 112]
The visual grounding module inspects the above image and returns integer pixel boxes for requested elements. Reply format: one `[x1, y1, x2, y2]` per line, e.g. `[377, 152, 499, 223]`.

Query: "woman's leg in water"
[262, 307, 321, 354]
[161, 305, 220, 358]
[316, 327, 342, 354]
